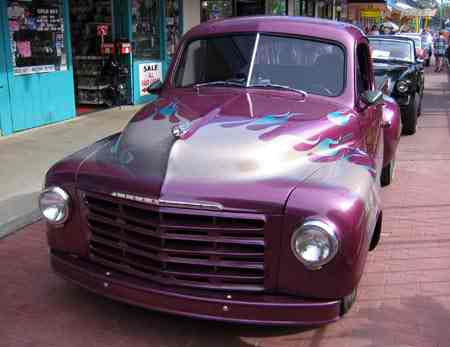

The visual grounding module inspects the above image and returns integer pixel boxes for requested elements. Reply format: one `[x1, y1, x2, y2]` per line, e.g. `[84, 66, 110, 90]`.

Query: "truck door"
[356, 42, 383, 176]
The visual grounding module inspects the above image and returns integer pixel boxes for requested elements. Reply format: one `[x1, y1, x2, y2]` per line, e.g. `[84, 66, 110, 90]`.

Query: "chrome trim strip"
[246, 32, 260, 88]
[110, 192, 223, 210]
[159, 199, 223, 210]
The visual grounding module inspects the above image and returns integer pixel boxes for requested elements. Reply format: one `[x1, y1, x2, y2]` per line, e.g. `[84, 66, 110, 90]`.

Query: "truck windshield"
[174, 33, 346, 97]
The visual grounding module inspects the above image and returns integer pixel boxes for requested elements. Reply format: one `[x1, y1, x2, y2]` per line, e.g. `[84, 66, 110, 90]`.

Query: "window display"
[201, 0, 233, 22]
[132, 0, 161, 60]
[267, 0, 287, 15]
[165, 0, 181, 59]
[8, 0, 67, 75]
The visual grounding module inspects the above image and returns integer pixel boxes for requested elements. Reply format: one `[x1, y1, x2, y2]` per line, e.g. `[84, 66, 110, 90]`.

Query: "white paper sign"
[139, 62, 162, 96]
[372, 50, 391, 59]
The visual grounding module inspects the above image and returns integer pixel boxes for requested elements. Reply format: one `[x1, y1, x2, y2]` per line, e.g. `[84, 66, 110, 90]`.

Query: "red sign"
[97, 25, 109, 37]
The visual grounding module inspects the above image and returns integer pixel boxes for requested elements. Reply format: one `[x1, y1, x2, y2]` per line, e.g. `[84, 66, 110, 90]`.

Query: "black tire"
[381, 159, 395, 187]
[417, 94, 423, 117]
[340, 288, 357, 316]
[402, 95, 418, 135]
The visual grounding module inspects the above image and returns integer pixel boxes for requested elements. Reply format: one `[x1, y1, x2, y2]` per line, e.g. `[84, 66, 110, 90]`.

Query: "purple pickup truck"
[39, 17, 401, 325]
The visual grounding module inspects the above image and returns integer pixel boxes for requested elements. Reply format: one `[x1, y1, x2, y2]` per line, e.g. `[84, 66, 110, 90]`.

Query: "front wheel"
[381, 159, 395, 186]
[402, 95, 418, 135]
[340, 288, 358, 316]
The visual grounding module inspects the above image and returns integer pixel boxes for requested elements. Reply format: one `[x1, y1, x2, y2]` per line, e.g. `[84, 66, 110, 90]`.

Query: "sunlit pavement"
[1, 68, 450, 347]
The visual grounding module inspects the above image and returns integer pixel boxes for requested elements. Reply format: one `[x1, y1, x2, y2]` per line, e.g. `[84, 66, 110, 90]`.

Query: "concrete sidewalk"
[0, 106, 138, 238]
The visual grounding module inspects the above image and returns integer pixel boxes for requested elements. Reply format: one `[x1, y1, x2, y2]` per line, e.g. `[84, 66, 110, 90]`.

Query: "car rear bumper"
[51, 252, 342, 326]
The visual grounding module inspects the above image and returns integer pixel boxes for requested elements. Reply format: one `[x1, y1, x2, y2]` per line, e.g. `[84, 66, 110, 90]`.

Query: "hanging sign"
[361, 9, 381, 18]
[139, 62, 162, 96]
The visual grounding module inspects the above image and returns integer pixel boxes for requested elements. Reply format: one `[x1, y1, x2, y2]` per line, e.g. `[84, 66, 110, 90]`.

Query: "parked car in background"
[369, 35, 424, 135]
[40, 17, 401, 326]
[396, 32, 431, 66]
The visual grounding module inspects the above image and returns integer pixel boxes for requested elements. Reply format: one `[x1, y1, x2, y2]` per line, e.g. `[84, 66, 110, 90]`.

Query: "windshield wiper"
[250, 83, 308, 98]
[194, 80, 245, 91]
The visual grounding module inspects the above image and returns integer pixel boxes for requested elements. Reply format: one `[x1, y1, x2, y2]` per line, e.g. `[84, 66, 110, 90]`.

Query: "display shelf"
[77, 84, 110, 90]
[75, 56, 108, 60]
[77, 99, 106, 105]
[75, 71, 102, 76]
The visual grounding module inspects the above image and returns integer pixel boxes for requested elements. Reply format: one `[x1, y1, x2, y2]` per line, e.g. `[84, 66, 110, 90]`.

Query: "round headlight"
[291, 220, 339, 270]
[396, 80, 410, 93]
[39, 187, 70, 225]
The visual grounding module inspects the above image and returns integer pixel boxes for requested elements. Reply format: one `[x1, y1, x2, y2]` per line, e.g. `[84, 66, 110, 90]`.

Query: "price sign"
[139, 63, 162, 96]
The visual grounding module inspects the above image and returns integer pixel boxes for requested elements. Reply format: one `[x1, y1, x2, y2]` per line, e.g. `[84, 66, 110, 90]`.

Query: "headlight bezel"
[39, 186, 71, 225]
[396, 80, 411, 93]
[290, 219, 339, 270]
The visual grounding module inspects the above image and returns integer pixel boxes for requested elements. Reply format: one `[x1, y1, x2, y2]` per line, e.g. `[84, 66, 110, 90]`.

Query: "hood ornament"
[172, 121, 191, 139]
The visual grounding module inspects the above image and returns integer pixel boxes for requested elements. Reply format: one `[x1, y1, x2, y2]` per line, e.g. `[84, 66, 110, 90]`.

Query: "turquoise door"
[0, 9, 12, 136]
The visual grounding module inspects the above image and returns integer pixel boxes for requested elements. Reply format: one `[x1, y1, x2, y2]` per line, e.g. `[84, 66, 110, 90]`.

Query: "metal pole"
[333, 0, 336, 20]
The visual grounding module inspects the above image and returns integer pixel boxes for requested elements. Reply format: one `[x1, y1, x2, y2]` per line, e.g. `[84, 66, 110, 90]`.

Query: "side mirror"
[360, 90, 383, 106]
[147, 79, 163, 94]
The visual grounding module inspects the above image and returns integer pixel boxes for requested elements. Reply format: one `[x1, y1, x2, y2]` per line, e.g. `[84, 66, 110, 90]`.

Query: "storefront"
[0, 0, 184, 135]
[347, 0, 387, 29]
[0, 0, 75, 136]
[200, 0, 289, 20]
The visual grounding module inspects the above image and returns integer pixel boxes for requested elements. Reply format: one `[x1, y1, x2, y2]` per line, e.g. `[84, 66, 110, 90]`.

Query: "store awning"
[391, 2, 437, 16]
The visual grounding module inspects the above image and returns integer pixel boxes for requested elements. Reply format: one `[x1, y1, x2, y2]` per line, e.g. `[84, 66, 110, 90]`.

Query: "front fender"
[278, 160, 380, 299]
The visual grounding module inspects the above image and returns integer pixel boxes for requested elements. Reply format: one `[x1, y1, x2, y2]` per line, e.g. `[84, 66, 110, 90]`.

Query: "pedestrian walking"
[421, 28, 433, 66]
[369, 25, 380, 35]
[433, 30, 448, 72]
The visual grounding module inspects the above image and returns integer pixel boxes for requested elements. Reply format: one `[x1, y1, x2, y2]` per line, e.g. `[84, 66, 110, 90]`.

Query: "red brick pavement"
[1, 68, 450, 347]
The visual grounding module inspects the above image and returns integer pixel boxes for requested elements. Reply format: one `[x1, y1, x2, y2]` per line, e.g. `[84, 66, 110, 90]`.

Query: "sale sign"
[139, 62, 162, 96]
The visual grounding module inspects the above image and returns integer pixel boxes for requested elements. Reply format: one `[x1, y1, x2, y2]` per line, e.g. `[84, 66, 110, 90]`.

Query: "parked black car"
[368, 35, 424, 135]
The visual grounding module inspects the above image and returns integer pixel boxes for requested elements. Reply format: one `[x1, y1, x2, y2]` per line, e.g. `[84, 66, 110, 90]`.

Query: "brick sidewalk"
[1, 69, 450, 347]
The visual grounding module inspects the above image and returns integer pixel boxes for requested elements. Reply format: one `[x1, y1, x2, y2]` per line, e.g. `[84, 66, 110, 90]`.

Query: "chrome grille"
[80, 191, 266, 292]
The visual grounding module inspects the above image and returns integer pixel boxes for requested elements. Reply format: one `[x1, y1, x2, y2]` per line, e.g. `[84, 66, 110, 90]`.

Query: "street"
[1, 67, 450, 347]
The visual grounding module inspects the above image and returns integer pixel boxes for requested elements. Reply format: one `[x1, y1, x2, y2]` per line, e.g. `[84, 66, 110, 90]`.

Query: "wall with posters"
[0, 0, 75, 135]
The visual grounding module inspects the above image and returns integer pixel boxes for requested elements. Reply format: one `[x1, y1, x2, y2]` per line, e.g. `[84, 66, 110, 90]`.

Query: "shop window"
[7, 0, 67, 75]
[294, 0, 313, 16]
[201, 0, 233, 22]
[132, 0, 161, 60]
[294, 0, 306, 16]
[165, 0, 182, 59]
[266, 0, 287, 15]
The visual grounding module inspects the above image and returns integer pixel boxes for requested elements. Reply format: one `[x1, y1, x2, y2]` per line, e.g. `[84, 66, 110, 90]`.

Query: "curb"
[0, 209, 42, 240]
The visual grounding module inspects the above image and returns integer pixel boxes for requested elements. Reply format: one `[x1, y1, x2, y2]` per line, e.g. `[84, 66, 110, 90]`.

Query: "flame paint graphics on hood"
[176, 109, 374, 178]
[148, 104, 374, 178]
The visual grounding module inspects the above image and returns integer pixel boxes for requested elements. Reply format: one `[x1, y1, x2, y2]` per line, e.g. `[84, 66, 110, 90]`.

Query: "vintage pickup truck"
[40, 17, 401, 325]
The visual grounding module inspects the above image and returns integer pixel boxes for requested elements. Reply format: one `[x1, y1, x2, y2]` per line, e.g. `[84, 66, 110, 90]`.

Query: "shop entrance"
[236, 0, 266, 16]
[69, 0, 128, 115]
